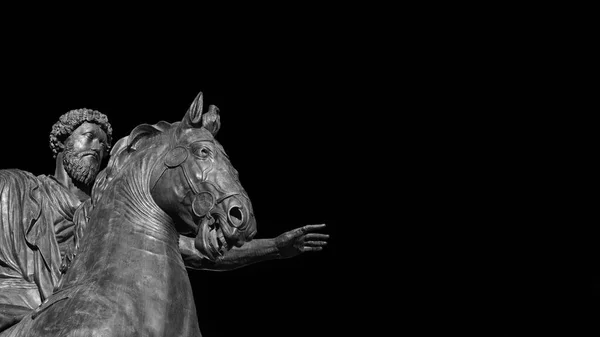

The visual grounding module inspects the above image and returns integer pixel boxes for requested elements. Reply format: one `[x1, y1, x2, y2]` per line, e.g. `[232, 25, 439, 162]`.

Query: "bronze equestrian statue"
[0, 92, 328, 336]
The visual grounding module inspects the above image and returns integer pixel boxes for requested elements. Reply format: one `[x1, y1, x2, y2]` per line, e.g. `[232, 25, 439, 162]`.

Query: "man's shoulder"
[0, 168, 40, 184]
[0, 170, 77, 204]
[0, 169, 65, 207]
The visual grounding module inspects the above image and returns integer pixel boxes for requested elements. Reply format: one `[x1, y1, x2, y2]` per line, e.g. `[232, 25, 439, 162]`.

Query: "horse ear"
[182, 91, 204, 128]
[202, 105, 221, 136]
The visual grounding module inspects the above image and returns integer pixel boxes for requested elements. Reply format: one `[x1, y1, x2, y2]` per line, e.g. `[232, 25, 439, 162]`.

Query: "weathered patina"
[0, 92, 329, 336]
[2, 92, 257, 336]
[0, 109, 111, 331]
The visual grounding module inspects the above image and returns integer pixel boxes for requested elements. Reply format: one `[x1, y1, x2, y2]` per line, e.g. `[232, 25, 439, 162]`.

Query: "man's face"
[62, 122, 108, 185]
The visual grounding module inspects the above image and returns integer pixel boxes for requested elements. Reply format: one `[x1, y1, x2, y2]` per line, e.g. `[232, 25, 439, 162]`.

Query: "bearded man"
[0, 108, 111, 332]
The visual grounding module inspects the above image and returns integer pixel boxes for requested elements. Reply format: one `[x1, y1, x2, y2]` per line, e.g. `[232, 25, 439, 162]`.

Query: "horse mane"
[91, 121, 177, 204]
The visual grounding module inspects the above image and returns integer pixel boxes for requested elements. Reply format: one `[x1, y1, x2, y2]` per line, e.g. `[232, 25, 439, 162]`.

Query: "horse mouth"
[196, 216, 229, 261]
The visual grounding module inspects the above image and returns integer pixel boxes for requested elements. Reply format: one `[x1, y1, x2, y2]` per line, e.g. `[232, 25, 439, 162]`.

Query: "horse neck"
[111, 153, 178, 246]
[62, 151, 185, 289]
[56, 152, 200, 336]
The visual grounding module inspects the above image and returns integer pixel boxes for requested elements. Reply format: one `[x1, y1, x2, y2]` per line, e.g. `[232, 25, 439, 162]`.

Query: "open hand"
[275, 224, 329, 259]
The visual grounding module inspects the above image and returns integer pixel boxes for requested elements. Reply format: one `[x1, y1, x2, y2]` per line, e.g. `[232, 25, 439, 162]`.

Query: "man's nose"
[90, 139, 105, 157]
[90, 139, 101, 150]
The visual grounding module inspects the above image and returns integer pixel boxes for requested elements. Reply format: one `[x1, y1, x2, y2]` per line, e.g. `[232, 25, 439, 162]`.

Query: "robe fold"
[0, 169, 83, 332]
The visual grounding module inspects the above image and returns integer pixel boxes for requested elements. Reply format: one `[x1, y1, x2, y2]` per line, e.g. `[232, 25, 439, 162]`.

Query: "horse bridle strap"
[157, 145, 243, 220]
[164, 146, 188, 168]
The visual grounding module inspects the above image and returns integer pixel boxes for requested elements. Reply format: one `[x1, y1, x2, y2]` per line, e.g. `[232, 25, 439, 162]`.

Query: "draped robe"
[0, 169, 87, 332]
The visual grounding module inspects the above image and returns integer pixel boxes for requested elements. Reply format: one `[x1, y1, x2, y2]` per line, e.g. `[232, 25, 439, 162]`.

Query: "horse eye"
[194, 147, 210, 159]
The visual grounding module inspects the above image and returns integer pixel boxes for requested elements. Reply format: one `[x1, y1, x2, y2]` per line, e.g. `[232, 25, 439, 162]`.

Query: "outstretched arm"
[180, 224, 329, 271]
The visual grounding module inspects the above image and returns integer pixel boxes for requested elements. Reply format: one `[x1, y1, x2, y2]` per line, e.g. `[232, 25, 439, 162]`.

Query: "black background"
[2, 21, 578, 336]
[0, 42, 355, 337]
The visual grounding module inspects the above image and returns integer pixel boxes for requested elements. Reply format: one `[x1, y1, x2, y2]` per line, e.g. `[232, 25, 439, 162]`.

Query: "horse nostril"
[228, 206, 244, 227]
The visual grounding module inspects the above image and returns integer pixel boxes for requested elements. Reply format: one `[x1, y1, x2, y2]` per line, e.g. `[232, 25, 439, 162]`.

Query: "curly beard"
[62, 143, 100, 186]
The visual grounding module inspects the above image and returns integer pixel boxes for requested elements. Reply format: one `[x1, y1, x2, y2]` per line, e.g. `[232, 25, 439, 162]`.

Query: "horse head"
[99, 92, 257, 261]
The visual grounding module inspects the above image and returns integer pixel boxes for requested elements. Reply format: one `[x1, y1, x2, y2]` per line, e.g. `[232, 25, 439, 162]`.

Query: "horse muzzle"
[220, 195, 255, 246]
[193, 194, 255, 261]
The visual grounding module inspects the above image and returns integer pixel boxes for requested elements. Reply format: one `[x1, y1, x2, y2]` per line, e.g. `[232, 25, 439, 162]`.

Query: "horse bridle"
[153, 144, 246, 226]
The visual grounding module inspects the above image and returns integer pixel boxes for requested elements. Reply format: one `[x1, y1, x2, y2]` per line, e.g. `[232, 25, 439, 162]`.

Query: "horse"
[1, 92, 257, 337]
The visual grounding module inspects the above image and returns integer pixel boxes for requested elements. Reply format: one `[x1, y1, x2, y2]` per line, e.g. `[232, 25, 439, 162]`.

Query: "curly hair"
[49, 108, 113, 158]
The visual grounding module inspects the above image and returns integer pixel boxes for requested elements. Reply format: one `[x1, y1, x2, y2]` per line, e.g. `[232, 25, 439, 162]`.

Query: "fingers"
[301, 224, 326, 233]
[302, 246, 323, 252]
[304, 233, 329, 240]
[305, 240, 327, 247]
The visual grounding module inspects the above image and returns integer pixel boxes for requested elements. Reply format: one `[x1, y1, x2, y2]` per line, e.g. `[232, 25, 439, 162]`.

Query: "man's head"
[50, 108, 113, 185]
